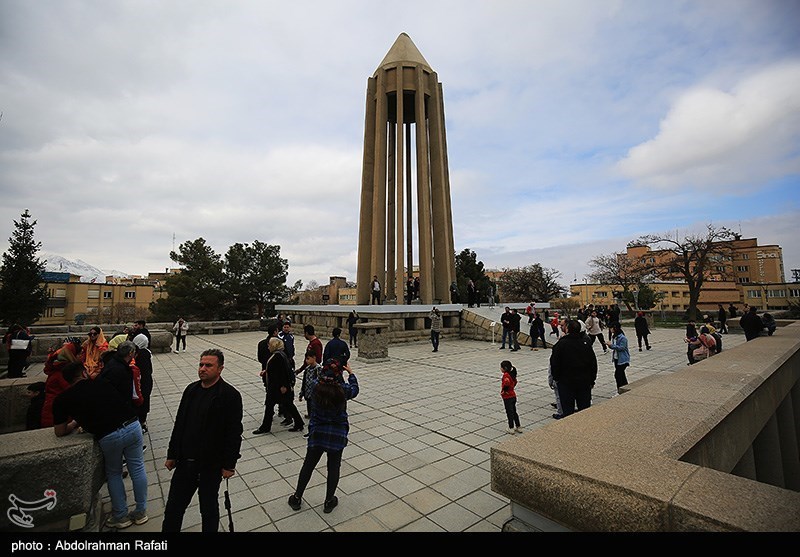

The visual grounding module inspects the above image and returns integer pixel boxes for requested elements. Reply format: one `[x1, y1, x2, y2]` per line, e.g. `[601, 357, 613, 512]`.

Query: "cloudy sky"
[1, 0, 799, 289]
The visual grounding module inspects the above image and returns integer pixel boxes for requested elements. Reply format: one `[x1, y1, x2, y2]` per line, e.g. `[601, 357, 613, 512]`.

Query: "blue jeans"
[431, 330, 440, 351]
[501, 329, 511, 348]
[97, 420, 147, 520]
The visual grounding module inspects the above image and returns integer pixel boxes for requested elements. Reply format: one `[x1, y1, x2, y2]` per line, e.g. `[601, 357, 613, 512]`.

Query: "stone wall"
[0, 429, 104, 532]
[491, 321, 800, 532]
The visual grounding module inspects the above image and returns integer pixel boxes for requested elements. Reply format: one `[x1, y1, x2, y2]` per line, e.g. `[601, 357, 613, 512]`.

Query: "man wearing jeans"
[162, 349, 243, 532]
[53, 361, 148, 529]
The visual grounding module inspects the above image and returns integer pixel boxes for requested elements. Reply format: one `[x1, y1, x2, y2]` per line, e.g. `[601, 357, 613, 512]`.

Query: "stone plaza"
[22, 312, 747, 532]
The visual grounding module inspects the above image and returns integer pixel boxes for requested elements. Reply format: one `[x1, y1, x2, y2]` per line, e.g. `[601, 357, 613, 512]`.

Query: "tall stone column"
[356, 33, 456, 305]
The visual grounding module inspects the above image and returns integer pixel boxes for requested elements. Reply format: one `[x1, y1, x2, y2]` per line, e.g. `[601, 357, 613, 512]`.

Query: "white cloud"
[617, 62, 800, 190]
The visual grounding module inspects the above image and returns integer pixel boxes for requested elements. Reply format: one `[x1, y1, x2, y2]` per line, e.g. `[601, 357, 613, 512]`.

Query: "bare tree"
[587, 252, 652, 310]
[632, 224, 736, 321]
[499, 264, 566, 302]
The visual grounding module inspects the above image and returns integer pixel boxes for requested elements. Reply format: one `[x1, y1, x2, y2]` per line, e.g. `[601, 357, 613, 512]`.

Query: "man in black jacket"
[740, 306, 764, 341]
[549, 320, 598, 416]
[162, 349, 243, 532]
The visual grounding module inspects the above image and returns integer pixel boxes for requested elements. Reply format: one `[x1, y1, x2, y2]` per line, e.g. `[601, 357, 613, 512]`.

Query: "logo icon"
[7, 490, 58, 528]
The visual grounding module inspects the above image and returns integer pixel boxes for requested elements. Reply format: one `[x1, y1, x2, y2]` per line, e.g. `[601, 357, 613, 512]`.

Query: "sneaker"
[647, 346, 652, 350]
[287, 494, 301, 511]
[140, 423, 148, 433]
[289, 425, 304, 432]
[506, 428, 516, 434]
[252, 427, 271, 435]
[105, 514, 132, 529]
[323, 496, 338, 513]
[173, 349, 179, 354]
[515, 427, 523, 433]
[279, 418, 293, 426]
[639, 348, 643, 351]
[128, 510, 149, 525]
[552, 413, 563, 420]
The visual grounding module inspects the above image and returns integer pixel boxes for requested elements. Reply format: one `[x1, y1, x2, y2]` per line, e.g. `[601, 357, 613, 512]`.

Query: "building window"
[671, 291, 680, 298]
[682, 292, 690, 298]
[54, 308, 65, 316]
[103, 291, 112, 299]
[767, 290, 786, 298]
[738, 277, 750, 283]
[741, 254, 749, 260]
[124, 291, 136, 299]
[88, 289, 100, 299]
[715, 266, 725, 272]
[790, 289, 800, 298]
[55, 288, 66, 298]
[747, 290, 760, 298]
[736, 266, 749, 272]
[594, 291, 607, 298]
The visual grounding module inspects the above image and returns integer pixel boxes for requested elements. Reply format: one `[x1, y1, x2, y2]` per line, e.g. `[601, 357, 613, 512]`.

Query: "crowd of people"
[6, 297, 785, 532]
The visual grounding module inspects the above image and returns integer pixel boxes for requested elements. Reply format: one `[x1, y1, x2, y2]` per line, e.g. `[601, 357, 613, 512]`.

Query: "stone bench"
[205, 326, 230, 335]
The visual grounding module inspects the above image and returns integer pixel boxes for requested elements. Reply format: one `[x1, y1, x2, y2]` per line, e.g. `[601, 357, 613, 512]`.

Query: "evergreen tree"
[455, 248, 492, 304]
[0, 209, 49, 326]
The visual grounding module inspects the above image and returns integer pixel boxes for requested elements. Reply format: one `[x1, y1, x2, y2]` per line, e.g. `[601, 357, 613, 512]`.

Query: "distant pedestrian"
[430, 307, 442, 352]
[287, 359, 359, 514]
[509, 308, 522, 351]
[406, 276, 414, 305]
[172, 317, 189, 353]
[323, 327, 350, 368]
[450, 281, 460, 304]
[717, 304, 728, 334]
[740, 306, 763, 341]
[413, 276, 420, 300]
[529, 313, 546, 350]
[762, 313, 777, 336]
[500, 307, 512, 349]
[608, 323, 630, 395]
[347, 311, 359, 348]
[634, 311, 651, 351]
[371, 275, 382, 305]
[728, 304, 738, 319]
[585, 311, 608, 353]
[500, 360, 521, 434]
[467, 279, 476, 308]
[4, 324, 32, 378]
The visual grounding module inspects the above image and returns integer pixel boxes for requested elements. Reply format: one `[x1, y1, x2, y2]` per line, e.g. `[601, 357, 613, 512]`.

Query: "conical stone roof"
[375, 33, 432, 74]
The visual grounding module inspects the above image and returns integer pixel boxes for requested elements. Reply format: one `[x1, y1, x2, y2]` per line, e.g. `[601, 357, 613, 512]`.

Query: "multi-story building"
[572, 236, 796, 312]
[37, 272, 156, 326]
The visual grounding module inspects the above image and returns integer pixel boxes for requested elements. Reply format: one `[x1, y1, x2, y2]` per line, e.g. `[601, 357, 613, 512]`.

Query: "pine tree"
[0, 209, 49, 327]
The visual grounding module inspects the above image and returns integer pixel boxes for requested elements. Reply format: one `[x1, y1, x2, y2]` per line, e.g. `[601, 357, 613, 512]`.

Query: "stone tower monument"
[356, 33, 456, 305]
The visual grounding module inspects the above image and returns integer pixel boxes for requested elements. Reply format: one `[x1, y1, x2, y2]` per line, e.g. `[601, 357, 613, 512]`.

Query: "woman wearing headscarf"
[80, 326, 108, 379]
[41, 337, 81, 427]
[287, 358, 359, 514]
[132, 334, 153, 432]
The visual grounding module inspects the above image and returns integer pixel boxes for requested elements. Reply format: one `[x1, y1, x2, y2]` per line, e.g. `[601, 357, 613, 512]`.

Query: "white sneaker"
[506, 428, 516, 434]
[515, 427, 523, 433]
[173, 350, 179, 354]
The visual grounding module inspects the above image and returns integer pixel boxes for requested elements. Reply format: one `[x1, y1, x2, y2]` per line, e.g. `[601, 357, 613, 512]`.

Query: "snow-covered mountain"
[42, 253, 130, 284]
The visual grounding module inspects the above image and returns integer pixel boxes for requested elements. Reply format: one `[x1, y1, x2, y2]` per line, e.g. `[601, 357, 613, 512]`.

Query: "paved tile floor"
[29, 318, 746, 532]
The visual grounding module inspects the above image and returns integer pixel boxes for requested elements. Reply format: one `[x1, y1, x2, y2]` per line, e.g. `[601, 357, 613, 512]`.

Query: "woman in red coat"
[500, 360, 521, 434]
[41, 338, 80, 427]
